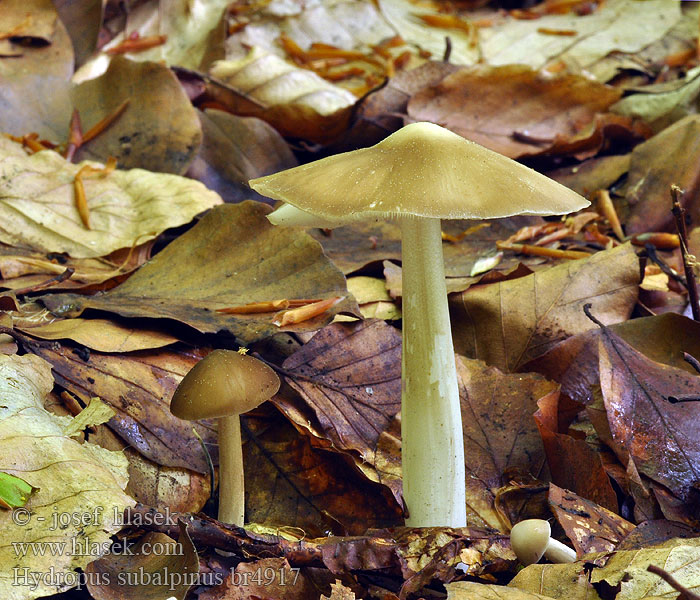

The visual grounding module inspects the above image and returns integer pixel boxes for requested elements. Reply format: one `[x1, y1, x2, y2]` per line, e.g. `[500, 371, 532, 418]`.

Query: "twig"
[11, 268, 74, 295]
[644, 244, 686, 287]
[583, 303, 605, 328]
[671, 185, 700, 321]
[647, 564, 700, 600]
[683, 352, 700, 375]
[443, 36, 452, 62]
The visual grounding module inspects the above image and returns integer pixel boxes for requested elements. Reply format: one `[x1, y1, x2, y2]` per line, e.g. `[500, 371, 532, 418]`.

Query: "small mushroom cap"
[250, 122, 589, 223]
[510, 519, 552, 566]
[170, 350, 280, 420]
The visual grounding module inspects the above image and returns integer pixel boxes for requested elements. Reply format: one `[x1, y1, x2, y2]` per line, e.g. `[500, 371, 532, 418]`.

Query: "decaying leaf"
[278, 320, 403, 501]
[85, 523, 199, 600]
[598, 330, 700, 507]
[72, 56, 203, 174]
[407, 64, 623, 158]
[209, 48, 357, 144]
[0, 137, 222, 259]
[548, 484, 635, 556]
[41, 202, 358, 343]
[244, 409, 403, 536]
[0, 353, 134, 599]
[450, 243, 640, 372]
[22, 338, 217, 474]
[447, 582, 555, 600]
[457, 357, 558, 531]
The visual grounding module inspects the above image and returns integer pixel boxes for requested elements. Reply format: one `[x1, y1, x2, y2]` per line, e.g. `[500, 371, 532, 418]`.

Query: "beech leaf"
[41, 202, 358, 343]
[0, 353, 134, 600]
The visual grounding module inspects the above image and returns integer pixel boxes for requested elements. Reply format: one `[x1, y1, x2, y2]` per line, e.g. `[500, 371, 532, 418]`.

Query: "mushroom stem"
[218, 415, 245, 526]
[544, 538, 577, 563]
[400, 216, 467, 527]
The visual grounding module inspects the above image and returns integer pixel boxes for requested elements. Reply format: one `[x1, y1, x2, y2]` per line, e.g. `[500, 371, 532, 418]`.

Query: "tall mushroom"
[250, 122, 589, 527]
[170, 350, 280, 526]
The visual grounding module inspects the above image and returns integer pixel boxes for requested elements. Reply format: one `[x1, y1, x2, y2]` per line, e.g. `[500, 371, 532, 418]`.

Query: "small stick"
[496, 241, 591, 260]
[593, 189, 624, 241]
[647, 565, 700, 600]
[671, 185, 700, 321]
[644, 244, 686, 287]
[11, 268, 74, 295]
[683, 351, 700, 374]
[64, 109, 83, 162]
[443, 36, 452, 62]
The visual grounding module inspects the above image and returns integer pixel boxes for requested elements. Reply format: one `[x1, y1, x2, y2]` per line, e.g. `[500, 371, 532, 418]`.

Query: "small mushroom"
[170, 350, 280, 526]
[510, 519, 577, 565]
[250, 122, 589, 527]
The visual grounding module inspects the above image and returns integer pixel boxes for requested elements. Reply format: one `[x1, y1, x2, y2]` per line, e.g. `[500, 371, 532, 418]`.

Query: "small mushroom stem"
[218, 415, 245, 526]
[544, 538, 577, 563]
[400, 216, 467, 527]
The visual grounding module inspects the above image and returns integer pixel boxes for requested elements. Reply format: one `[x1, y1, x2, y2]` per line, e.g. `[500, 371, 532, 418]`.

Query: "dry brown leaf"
[244, 408, 403, 536]
[72, 56, 203, 174]
[598, 330, 700, 510]
[85, 523, 199, 600]
[21, 337, 217, 474]
[53, 0, 103, 67]
[41, 202, 358, 343]
[458, 357, 558, 531]
[208, 48, 357, 144]
[447, 582, 555, 600]
[278, 320, 403, 502]
[548, 483, 634, 556]
[187, 109, 297, 204]
[450, 243, 640, 372]
[407, 64, 623, 159]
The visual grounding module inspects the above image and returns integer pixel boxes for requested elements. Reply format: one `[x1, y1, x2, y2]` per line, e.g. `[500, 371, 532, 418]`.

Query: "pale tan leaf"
[0, 354, 134, 600]
[448, 582, 557, 600]
[0, 137, 222, 258]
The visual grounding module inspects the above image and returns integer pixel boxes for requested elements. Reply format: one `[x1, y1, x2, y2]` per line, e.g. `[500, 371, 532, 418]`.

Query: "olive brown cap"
[249, 122, 590, 222]
[170, 350, 280, 420]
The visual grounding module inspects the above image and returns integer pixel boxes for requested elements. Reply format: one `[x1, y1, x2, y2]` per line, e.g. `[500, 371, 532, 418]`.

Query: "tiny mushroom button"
[250, 122, 589, 528]
[170, 349, 280, 526]
[510, 519, 577, 565]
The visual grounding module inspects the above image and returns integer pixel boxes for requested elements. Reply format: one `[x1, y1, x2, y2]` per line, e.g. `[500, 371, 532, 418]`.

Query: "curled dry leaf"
[0, 353, 134, 599]
[52, 0, 103, 67]
[0, 137, 222, 259]
[407, 64, 623, 159]
[209, 48, 357, 144]
[72, 56, 203, 174]
[450, 243, 640, 372]
[42, 202, 358, 343]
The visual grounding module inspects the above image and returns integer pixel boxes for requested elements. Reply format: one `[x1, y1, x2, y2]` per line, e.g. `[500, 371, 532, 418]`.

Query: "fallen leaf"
[41, 202, 358, 343]
[624, 115, 700, 235]
[53, 0, 103, 67]
[548, 483, 634, 556]
[457, 357, 558, 530]
[0, 137, 222, 259]
[244, 408, 403, 536]
[548, 155, 631, 198]
[407, 64, 622, 158]
[0, 353, 134, 599]
[96, 0, 227, 71]
[447, 582, 555, 600]
[481, 0, 680, 75]
[450, 243, 640, 372]
[187, 109, 298, 204]
[0, 472, 37, 510]
[72, 56, 203, 174]
[322, 579, 357, 600]
[278, 320, 403, 502]
[0, 0, 73, 141]
[524, 313, 700, 406]
[17, 318, 178, 353]
[21, 338, 217, 474]
[85, 522, 199, 600]
[598, 330, 700, 506]
[208, 48, 357, 144]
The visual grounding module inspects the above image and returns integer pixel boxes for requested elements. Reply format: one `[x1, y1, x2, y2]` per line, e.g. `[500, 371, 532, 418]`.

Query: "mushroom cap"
[249, 122, 589, 222]
[170, 350, 280, 420]
[510, 519, 552, 566]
